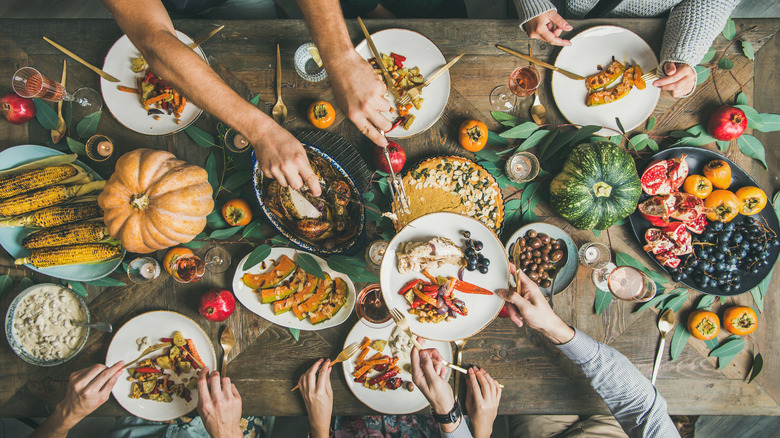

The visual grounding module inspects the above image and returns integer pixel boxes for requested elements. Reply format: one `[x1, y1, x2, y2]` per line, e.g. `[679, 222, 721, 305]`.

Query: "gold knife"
[496, 44, 585, 81]
[188, 25, 225, 50]
[357, 17, 403, 102]
[422, 53, 464, 87]
[43, 36, 120, 82]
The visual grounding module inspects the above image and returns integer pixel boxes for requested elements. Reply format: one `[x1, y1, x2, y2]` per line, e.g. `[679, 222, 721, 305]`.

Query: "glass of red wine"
[12, 67, 101, 116]
[488, 64, 541, 112]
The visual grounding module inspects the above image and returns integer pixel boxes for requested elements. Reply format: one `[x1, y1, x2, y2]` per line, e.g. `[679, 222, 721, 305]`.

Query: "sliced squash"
[242, 254, 295, 289]
[294, 274, 333, 320]
[310, 277, 348, 324]
[260, 266, 305, 303]
[269, 269, 307, 315]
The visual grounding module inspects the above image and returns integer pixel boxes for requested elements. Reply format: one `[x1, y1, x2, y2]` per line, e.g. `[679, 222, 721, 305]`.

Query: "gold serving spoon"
[528, 45, 546, 125]
[220, 326, 236, 376]
[271, 44, 287, 124]
[651, 309, 675, 385]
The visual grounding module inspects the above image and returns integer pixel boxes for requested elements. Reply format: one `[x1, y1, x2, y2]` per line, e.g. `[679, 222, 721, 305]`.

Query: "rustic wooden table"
[1, 18, 779, 418]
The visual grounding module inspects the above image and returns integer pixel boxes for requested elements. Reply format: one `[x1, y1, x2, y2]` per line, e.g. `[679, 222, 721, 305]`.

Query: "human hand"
[298, 359, 333, 438]
[410, 346, 455, 416]
[522, 10, 572, 46]
[56, 361, 124, 427]
[497, 265, 574, 344]
[326, 50, 393, 147]
[465, 367, 502, 438]
[652, 62, 696, 98]
[251, 124, 321, 196]
[196, 367, 243, 438]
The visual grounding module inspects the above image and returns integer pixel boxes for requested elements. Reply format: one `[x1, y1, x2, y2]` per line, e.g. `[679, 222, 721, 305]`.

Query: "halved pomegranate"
[684, 214, 708, 234]
[641, 160, 672, 195]
[644, 228, 675, 255]
[656, 251, 681, 268]
[670, 193, 704, 222]
[666, 155, 689, 191]
[639, 196, 672, 226]
[662, 222, 689, 243]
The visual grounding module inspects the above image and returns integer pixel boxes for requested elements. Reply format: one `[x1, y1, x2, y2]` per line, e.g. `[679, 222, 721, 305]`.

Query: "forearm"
[440, 417, 471, 438]
[556, 329, 680, 438]
[660, 0, 740, 67]
[297, 0, 356, 63]
[29, 404, 80, 438]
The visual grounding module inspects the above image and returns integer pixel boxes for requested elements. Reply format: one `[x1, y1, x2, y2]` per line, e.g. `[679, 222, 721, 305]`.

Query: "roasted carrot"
[352, 364, 373, 379]
[118, 85, 139, 94]
[359, 337, 371, 349]
[356, 347, 369, 363]
[143, 93, 171, 106]
[360, 357, 391, 367]
[185, 339, 205, 369]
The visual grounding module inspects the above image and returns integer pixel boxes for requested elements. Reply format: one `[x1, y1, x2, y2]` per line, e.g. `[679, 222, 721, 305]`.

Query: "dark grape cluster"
[462, 231, 489, 274]
[669, 217, 779, 293]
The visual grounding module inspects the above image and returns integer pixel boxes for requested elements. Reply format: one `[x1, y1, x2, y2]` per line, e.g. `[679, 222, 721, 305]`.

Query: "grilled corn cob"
[0, 180, 105, 217]
[0, 164, 79, 199]
[15, 243, 122, 268]
[0, 201, 103, 228]
[22, 222, 110, 249]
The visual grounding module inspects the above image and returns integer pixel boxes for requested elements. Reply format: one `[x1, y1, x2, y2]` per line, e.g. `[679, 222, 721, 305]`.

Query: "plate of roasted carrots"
[101, 30, 204, 135]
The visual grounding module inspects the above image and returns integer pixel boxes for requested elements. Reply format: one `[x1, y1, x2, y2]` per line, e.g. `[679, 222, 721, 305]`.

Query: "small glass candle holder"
[365, 240, 388, 269]
[294, 42, 328, 82]
[127, 257, 161, 284]
[223, 128, 252, 153]
[85, 134, 115, 162]
[504, 151, 540, 183]
[356, 284, 391, 327]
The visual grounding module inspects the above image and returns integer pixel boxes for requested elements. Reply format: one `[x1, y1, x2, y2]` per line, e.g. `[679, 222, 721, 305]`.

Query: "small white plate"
[504, 223, 578, 296]
[342, 319, 452, 414]
[105, 310, 217, 422]
[552, 25, 661, 136]
[355, 28, 450, 138]
[380, 212, 509, 342]
[232, 247, 356, 331]
[101, 31, 204, 135]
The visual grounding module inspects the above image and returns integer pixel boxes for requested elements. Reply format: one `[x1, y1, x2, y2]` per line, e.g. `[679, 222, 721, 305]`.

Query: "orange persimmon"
[735, 186, 767, 215]
[682, 175, 713, 199]
[458, 120, 488, 152]
[722, 306, 758, 336]
[703, 159, 732, 189]
[704, 190, 740, 222]
[307, 100, 335, 129]
[163, 247, 194, 276]
[687, 310, 720, 340]
[222, 198, 253, 226]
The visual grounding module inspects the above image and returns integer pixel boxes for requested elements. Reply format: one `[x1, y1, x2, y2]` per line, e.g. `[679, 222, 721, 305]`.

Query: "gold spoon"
[51, 60, 67, 143]
[220, 326, 236, 376]
[528, 45, 546, 125]
[453, 338, 467, 400]
[271, 44, 287, 125]
[651, 309, 675, 385]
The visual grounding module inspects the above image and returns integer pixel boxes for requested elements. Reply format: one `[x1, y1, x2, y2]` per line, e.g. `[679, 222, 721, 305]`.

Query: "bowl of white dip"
[5, 283, 90, 366]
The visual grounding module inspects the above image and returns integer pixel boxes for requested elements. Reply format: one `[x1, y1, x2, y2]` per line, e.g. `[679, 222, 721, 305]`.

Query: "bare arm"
[297, 0, 393, 146]
[101, 0, 321, 194]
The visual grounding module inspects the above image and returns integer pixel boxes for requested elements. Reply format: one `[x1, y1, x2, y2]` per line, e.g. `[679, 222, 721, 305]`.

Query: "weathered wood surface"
[0, 18, 779, 417]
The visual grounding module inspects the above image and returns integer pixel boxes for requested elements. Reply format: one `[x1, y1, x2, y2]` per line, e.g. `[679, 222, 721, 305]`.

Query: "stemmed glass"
[169, 247, 232, 284]
[204, 245, 232, 274]
[489, 64, 541, 112]
[12, 67, 101, 116]
[578, 242, 616, 291]
[127, 257, 161, 284]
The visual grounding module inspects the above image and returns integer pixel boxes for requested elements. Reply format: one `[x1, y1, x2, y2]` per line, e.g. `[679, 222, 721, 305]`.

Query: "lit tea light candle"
[96, 140, 113, 157]
[366, 240, 389, 267]
[505, 151, 539, 183]
[233, 133, 250, 150]
[140, 262, 156, 279]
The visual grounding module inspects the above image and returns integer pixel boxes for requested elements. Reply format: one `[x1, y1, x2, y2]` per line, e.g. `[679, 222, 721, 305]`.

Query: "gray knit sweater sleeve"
[660, 0, 741, 67]
[512, 0, 558, 28]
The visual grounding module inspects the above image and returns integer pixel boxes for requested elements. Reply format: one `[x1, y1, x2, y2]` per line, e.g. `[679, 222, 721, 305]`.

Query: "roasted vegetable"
[585, 65, 638, 107]
[8, 201, 103, 228]
[585, 59, 625, 91]
[15, 243, 122, 268]
[0, 180, 105, 217]
[22, 221, 110, 249]
[0, 164, 86, 199]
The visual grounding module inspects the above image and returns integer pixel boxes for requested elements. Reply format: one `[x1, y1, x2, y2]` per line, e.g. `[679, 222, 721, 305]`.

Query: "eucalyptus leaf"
[205, 151, 219, 195]
[33, 98, 59, 130]
[664, 291, 689, 313]
[537, 128, 560, 161]
[750, 287, 764, 312]
[501, 120, 518, 128]
[206, 209, 229, 229]
[18, 277, 34, 292]
[185, 125, 218, 148]
[695, 65, 711, 84]
[722, 18, 736, 40]
[541, 127, 578, 162]
[710, 338, 745, 357]
[487, 130, 509, 147]
[757, 266, 774, 297]
[183, 240, 209, 249]
[350, 267, 379, 283]
[76, 111, 101, 138]
[475, 148, 502, 163]
[242, 244, 271, 270]
[491, 111, 519, 123]
[615, 117, 626, 134]
[209, 226, 244, 240]
[748, 352, 763, 383]
[634, 292, 667, 313]
[700, 47, 717, 64]
[223, 171, 252, 192]
[718, 58, 734, 70]
[297, 252, 325, 279]
[593, 229, 601, 239]
[0, 275, 12, 300]
[615, 252, 667, 285]
[696, 294, 716, 309]
[66, 137, 86, 155]
[629, 133, 649, 151]
[704, 337, 719, 350]
[735, 92, 748, 106]
[63, 101, 72, 131]
[734, 104, 763, 128]
[500, 121, 539, 139]
[363, 191, 374, 202]
[718, 353, 740, 369]
[289, 328, 300, 341]
[741, 40, 755, 60]
[569, 125, 603, 147]
[647, 139, 659, 152]
[716, 140, 730, 151]
[609, 135, 622, 145]
[514, 129, 550, 153]
[242, 221, 266, 239]
[84, 277, 126, 287]
[736, 135, 768, 169]
[250, 94, 261, 105]
[670, 323, 689, 361]
[68, 281, 88, 297]
[755, 113, 780, 132]
[522, 208, 537, 223]
[269, 234, 292, 247]
[329, 254, 367, 268]
[646, 116, 656, 131]
[594, 288, 612, 315]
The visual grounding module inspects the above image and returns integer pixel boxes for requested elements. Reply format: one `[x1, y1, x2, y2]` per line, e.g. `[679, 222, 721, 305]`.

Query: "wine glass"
[607, 266, 657, 302]
[12, 67, 101, 115]
[204, 245, 232, 273]
[127, 257, 161, 284]
[489, 64, 541, 112]
[578, 242, 617, 291]
[170, 254, 206, 284]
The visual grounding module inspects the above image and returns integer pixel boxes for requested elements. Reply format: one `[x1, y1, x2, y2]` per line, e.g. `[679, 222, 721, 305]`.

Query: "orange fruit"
[163, 247, 194, 276]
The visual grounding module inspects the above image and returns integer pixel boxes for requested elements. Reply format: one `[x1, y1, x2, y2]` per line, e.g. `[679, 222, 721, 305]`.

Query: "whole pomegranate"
[198, 289, 236, 322]
[708, 105, 747, 141]
[0, 93, 35, 125]
[372, 140, 406, 173]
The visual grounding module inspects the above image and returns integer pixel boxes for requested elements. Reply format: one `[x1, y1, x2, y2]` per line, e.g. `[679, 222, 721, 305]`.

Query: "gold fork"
[641, 72, 659, 82]
[291, 341, 361, 391]
[121, 342, 172, 370]
[398, 53, 464, 106]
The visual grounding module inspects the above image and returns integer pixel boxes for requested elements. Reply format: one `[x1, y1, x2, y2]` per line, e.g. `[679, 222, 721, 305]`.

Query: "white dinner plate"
[552, 25, 661, 136]
[380, 212, 509, 342]
[232, 247, 356, 331]
[355, 28, 450, 138]
[0, 145, 123, 281]
[101, 31, 204, 135]
[105, 311, 217, 422]
[342, 319, 452, 414]
[504, 223, 578, 296]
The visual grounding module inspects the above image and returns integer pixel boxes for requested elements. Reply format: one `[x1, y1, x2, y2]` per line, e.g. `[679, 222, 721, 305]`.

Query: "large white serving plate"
[342, 319, 452, 414]
[101, 30, 204, 135]
[0, 145, 123, 281]
[232, 247, 356, 331]
[355, 28, 450, 138]
[380, 212, 509, 341]
[552, 25, 660, 136]
[106, 310, 217, 421]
